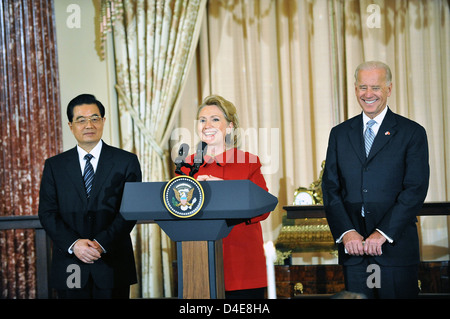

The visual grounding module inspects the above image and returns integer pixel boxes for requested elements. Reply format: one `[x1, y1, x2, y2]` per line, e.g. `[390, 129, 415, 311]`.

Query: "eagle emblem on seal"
[163, 175, 204, 218]
[173, 187, 197, 211]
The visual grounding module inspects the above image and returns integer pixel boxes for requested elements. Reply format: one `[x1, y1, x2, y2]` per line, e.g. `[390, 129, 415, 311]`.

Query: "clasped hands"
[73, 239, 103, 264]
[343, 230, 386, 256]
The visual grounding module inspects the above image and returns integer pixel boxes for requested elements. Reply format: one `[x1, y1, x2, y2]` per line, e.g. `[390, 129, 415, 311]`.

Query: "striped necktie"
[83, 154, 94, 198]
[362, 119, 376, 217]
[364, 119, 377, 157]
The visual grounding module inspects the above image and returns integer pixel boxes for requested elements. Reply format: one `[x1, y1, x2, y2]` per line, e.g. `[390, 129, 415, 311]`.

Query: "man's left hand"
[364, 231, 387, 256]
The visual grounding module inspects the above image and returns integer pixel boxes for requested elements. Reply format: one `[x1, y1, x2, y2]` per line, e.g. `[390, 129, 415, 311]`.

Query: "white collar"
[362, 106, 388, 129]
[77, 140, 103, 161]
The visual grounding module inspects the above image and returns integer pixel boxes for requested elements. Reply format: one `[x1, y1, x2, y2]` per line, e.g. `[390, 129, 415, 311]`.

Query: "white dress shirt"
[77, 139, 103, 175]
[68, 140, 106, 254]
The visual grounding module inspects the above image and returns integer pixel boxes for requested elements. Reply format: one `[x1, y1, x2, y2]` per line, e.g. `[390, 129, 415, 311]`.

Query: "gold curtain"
[101, 0, 206, 298]
[178, 0, 449, 260]
[0, 0, 61, 298]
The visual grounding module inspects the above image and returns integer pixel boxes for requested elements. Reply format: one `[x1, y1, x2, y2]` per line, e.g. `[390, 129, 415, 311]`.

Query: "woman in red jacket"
[180, 95, 271, 299]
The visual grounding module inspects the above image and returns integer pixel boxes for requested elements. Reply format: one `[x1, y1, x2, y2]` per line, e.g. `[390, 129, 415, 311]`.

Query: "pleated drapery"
[0, 0, 61, 298]
[100, 0, 206, 297]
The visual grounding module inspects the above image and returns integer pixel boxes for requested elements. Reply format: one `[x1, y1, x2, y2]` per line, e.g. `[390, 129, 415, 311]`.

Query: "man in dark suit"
[38, 94, 142, 298]
[322, 61, 429, 298]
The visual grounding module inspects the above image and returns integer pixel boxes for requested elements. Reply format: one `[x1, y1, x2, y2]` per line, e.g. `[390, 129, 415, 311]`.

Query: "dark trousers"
[57, 274, 130, 299]
[343, 257, 419, 299]
[225, 287, 266, 299]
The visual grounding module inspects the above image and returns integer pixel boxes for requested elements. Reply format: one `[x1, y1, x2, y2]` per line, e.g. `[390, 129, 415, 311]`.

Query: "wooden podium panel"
[180, 240, 225, 299]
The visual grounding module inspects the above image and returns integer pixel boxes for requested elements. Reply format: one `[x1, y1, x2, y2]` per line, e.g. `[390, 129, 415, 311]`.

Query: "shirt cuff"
[68, 239, 80, 254]
[94, 239, 107, 253]
[376, 228, 394, 243]
[336, 229, 356, 243]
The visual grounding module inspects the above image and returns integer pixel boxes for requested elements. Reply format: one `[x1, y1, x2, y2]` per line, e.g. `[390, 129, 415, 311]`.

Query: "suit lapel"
[64, 147, 88, 204]
[89, 142, 114, 201]
[348, 115, 366, 164]
[367, 108, 397, 162]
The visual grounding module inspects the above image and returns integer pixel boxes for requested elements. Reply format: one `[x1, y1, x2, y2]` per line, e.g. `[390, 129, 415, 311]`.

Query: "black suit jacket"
[322, 108, 429, 266]
[38, 141, 142, 289]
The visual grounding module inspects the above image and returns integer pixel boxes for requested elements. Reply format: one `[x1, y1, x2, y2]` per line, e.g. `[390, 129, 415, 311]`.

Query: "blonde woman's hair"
[197, 95, 240, 148]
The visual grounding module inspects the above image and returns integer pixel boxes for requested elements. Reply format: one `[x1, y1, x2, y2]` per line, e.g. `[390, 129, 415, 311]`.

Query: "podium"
[120, 179, 278, 299]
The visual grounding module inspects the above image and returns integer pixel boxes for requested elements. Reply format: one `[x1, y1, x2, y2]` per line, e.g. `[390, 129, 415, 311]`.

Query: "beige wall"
[54, 0, 119, 151]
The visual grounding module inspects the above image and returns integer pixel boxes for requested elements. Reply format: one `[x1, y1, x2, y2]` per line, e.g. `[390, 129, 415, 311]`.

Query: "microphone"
[175, 143, 190, 165]
[191, 141, 208, 176]
[174, 143, 190, 175]
[193, 141, 208, 164]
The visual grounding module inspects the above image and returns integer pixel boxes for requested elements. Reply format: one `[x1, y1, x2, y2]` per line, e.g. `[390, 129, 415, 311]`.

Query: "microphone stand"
[190, 142, 207, 177]
[174, 142, 208, 177]
[174, 143, 190, 176]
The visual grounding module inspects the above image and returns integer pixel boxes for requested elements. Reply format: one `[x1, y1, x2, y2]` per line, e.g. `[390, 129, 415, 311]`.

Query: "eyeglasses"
[72, 116, 103, 126]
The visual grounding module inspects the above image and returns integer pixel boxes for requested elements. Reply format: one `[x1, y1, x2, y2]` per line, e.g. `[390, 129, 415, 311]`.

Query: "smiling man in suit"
[38, 94, 142, 298]
[322, 61, 429, 298]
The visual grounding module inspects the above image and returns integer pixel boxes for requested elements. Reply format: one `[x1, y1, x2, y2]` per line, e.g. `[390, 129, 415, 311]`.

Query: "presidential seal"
[163, 175, 204, 218]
